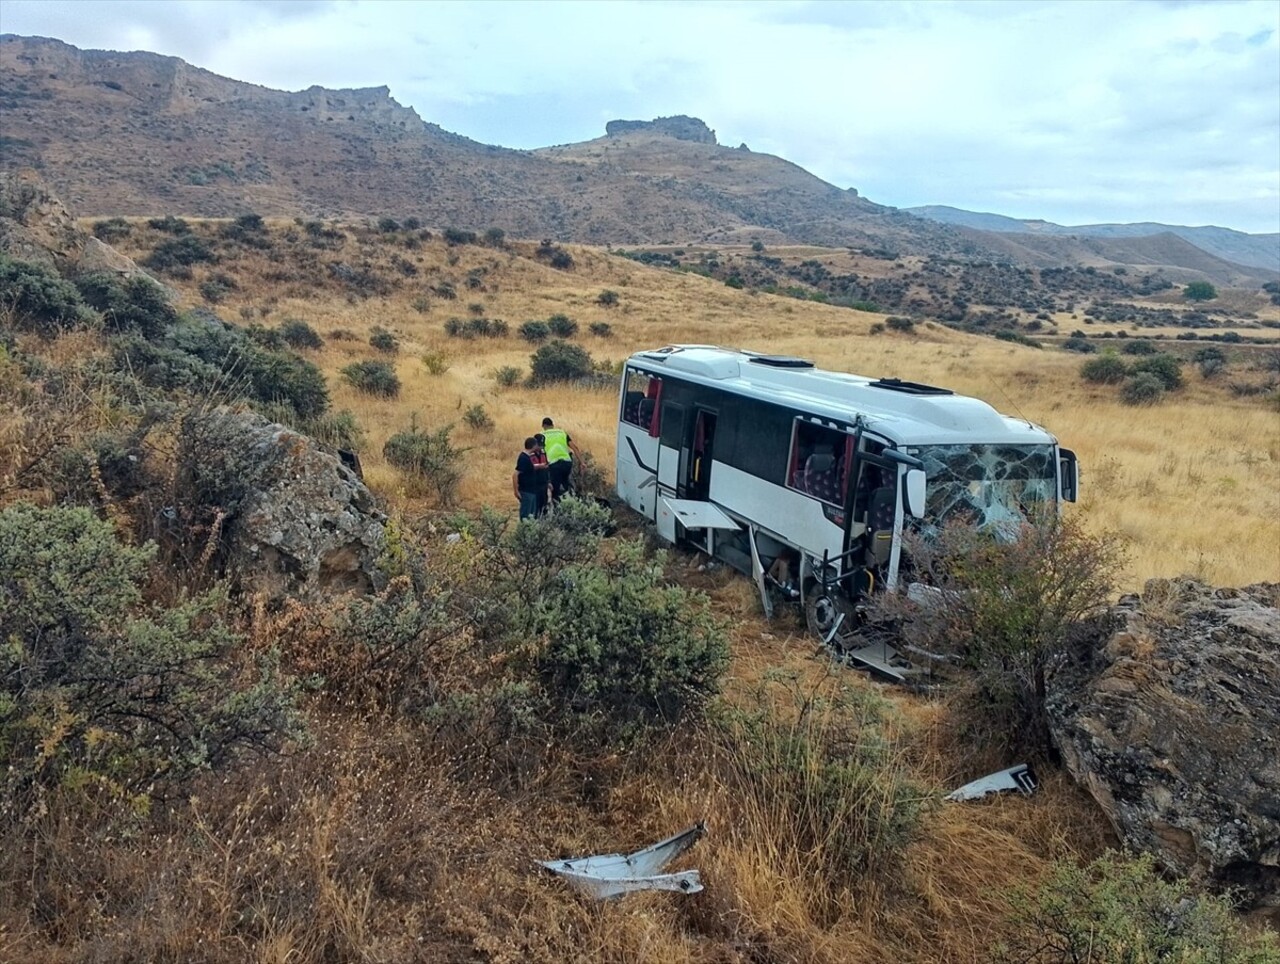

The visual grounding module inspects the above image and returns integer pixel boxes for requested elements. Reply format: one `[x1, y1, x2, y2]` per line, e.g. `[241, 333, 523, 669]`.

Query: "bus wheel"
[806, 591, 858, 649]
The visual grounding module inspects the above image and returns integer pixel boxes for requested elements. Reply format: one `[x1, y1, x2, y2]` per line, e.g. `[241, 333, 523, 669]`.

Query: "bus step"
[840, 643, 924, 684]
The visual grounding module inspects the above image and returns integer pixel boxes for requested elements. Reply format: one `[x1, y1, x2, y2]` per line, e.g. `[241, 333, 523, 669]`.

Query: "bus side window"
[622, 372, 661, 431]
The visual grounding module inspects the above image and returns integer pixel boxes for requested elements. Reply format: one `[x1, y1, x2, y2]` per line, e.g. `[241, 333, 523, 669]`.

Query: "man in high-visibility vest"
[541, 417, 581, 503]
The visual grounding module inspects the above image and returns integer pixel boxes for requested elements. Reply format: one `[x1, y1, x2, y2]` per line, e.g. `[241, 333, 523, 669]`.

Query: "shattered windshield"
[913, 443, 1057, 535]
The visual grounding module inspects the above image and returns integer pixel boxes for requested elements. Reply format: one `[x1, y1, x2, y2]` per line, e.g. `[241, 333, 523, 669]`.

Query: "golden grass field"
[5, 220, 1270, 963]
[128, 223, 1277, 591]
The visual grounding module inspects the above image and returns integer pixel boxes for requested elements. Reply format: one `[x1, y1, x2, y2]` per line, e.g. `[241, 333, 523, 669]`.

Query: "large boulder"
[1046, 578, 1280, 917]
[177, 408, 386, 598]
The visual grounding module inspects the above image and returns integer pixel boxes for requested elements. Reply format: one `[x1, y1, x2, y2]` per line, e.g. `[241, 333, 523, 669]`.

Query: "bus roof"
[627, 345, 1056, 447]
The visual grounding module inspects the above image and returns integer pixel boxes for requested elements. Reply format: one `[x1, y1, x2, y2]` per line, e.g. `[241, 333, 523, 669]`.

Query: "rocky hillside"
[1, 34, 1273, 285]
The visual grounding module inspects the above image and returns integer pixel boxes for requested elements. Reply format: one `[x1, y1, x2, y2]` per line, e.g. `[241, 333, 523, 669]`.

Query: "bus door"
[683, 408, 716, 502]
[843, 446, 900, 594]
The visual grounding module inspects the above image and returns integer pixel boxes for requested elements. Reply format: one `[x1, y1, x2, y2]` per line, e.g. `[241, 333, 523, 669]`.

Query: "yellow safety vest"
[542, 428, 571, 464]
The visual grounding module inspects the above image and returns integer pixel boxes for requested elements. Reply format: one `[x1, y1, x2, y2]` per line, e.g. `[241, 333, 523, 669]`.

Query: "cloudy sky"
[3, 0, 1278, 233]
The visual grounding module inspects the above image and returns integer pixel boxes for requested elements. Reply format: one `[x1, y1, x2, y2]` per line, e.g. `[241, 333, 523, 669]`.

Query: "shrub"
[519, 320, 550, 342]
[529, 539, 729, 743]
[550, 250, 574, 270]
[1122, 339, 1157, 355]
[869, 322, 886, 334]
[279, 318, 323, 350]
[377, 217, 401, 233]
[546, 313, 577, 338]
[714, 681, 928, 919]
[92, 217, 131, 241]
[886, 315, 915, 332]
[871, 515, 1122, 755]
[0, 504, 302, 799]
[444, 317, 507, 339]
[999, 852, 1276, 962]
[443, 227, 477, 246]
[589, 321, 612, 337]
[1080, 353, 1128, 385]
[1129, 353, 1183, 390]
[383, 419, 466, 505]
[433, 281, 456, 300]
[1195, 346, 1227, 379]
[198, 278, 231, 303]
[145, 234, 216, 273]
[147, 215, 190, 234]
[0, 256, 94, 337]
[342, 359, 400, 397]
[75, 272, 177, 340]
[529, 340, 594, 384]
[484, 227, 506, 247]
[421, 351, 450, 375]
[369, 326, 400, 354]
[463, 404, 493, 431]
[1062, 335, 1096, 353]
[1121, 371, 1166, 405]
[596, 289, 619, 307]
[1184, 280, 1217, 301]
[493, 365, 521, 387]
[403, 216, 421, 231]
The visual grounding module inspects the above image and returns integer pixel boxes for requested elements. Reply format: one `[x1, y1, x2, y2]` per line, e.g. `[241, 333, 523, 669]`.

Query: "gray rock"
[178, 408, 386, 598]
[1046, 577, 1280, 917]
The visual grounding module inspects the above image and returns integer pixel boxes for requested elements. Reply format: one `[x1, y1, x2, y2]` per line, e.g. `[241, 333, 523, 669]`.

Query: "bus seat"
[637, 397, 656, 429]
[867, 485, 895, 567]
[804, 450, 838, 503]
[624, 390, 643, 424]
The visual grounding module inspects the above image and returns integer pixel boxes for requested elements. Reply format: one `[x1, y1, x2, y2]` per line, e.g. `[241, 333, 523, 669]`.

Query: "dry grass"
[10, 219, 1267, 961]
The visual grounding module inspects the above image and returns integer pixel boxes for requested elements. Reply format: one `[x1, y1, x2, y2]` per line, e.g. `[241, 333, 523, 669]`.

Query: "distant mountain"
[908, 205, 1280, 273]
[1, 35, 1274, 285]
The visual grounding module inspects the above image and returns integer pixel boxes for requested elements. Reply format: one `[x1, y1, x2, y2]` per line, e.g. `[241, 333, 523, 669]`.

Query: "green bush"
[147, 215, 190, 234]
[529, 539, 729, 742]
[529, 339, 594, 384]
[1122, 339, 1157, 355]
[421, 351, 450, 375]
[596, 290, 619, 307]
[493, 365, 521, 387]
[91, 217, 131, 241]
[1129, 353, 1183, 390]
[547, 313, 578, 338]
[484, 227, 506, 247]
[0, 256, 94, 337]
[76, 272, 177, 340]
[463, 404, 493, 431]
[519, 320, 550, 342]
[0, 504, 302, 798]
[1080, 353, 1129, 385]
[369, 326, 400, 354]
[886, 316, 915, 332]
[1121, 371, 1166, 405]
[383, 419, 465, 504]
[1062, 335, 1096, 353]
[443, 227, 477, 246]
[144, 235, 216, 273]
[279, 318, 324, 350]
[999, 851, 1276, 963]
[342, 359, 400, 397]
[445, 317, 508, 339]
[1184, 280, 1218, 301]
[589, 322, 612, 337]
[377, 217, 401, 233]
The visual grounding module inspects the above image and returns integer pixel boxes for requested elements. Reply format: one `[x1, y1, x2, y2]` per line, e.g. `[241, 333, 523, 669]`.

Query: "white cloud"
[1, 0, 1276, 231]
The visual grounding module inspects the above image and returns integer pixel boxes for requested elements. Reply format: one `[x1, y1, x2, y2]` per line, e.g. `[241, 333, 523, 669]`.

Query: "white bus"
[614, 345, 1078, 682]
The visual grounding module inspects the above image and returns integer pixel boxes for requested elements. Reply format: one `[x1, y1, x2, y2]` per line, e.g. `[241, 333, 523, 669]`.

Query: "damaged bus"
[615, 345, 1079, 682]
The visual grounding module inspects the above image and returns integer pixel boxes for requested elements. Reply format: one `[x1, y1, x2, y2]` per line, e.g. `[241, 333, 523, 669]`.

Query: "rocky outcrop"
[177, 409, 387, 598]
[605, 115, 717, 144]
[1046, 578, 1280, 917]
[0, 168, 157, 282]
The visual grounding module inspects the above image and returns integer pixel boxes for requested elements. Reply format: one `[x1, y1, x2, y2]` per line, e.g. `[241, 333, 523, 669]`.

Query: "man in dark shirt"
[513, 437, 539, 519]
[532, 433, 551, 516]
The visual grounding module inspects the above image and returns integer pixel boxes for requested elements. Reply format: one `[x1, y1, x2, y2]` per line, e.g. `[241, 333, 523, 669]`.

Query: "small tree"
[342, 359, 400, 397]
[384, 419, 466, 505]
[1184, 281, 1217, 301]
[529, 340, 593, 384]
[1080, 353, 1128, 385]
[870, 515, 1123, 755]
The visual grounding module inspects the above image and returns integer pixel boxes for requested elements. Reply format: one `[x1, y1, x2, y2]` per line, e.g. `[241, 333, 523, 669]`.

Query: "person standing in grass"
[513, 436, 540, 520]
[532, 433, 552, 516]
[541, 417, 580, 503]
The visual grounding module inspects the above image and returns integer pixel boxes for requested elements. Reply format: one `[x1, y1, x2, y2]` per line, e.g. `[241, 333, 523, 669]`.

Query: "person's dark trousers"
[519, 491, 538, 519]
[549, 460, 573, 501]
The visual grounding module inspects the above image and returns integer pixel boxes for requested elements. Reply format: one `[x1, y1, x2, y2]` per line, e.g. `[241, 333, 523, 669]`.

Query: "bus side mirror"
[903, 469, 926, 519]
[1060, 449, 1078, 503]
